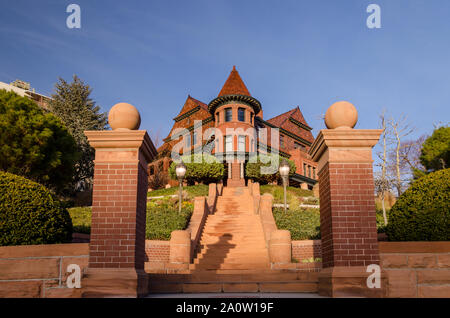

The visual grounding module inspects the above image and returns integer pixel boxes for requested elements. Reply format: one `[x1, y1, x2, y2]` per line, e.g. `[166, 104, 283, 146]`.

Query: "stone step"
[194, 255, 269, 263]
[193, 260, 270, 267]
[148, 281, 318, 293]
[190, 263, 271, 271]
[195, 255, 269, 262]
[197, 242, 266, 247]
[200, 233, 264, 237]
[148, 270, 319, 282]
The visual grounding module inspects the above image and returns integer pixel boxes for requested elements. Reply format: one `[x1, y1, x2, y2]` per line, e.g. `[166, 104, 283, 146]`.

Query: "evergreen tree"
[48, 75, 108, 192]
[0, 89, 78, 192]
[420, 126, 450, 173]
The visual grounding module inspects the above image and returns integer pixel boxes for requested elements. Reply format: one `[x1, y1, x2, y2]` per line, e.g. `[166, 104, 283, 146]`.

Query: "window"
[225, 135, 233, 152]
[185, 134, 191, 148]
[216, 112, 220, 124]
[250, 113, 254, 125]
[225, 108, 232, 122]
[280, 135, 285, 148]
[308, 166, 311, 178]
[313, 167, 316, 179]
[303, 163, 307, 176]
[193, 131, 197, 145]
[238, 108, 245, 122]
[294, 142, 305, 151]
[238, 136, 246, 152]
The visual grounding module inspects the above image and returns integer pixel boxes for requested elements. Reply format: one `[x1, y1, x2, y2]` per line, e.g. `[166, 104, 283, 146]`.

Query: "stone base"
[81, 268, 148, 298]
[318, 266, 387, 298]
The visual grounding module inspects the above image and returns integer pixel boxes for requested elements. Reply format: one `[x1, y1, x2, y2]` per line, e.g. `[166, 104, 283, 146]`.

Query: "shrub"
[273, 208, 321, 240]
[0, 89, 78, 193]
[246, 155, 296, 184]
[169, 154, 224, 184]
[68, 207, 91, 234]
[386, 168, 450, 241]
[0, 171, 73, 245]
[146, 201, 193, 240]
[148, 170, 168, 190]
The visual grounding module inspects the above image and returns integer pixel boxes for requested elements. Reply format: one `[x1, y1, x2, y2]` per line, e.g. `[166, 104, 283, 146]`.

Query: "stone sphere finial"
[108, 103, 141, 131]
[324, 101, 358, 129]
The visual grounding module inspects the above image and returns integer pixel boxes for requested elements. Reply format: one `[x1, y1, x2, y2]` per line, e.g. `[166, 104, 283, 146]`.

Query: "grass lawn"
[147, 184, 209, 199]
[68, 207, 91, 234]
[260, 184, 315, 207]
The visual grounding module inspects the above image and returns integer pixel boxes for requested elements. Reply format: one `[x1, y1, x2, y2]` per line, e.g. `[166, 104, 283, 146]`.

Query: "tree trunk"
[381, 192, 387, 225]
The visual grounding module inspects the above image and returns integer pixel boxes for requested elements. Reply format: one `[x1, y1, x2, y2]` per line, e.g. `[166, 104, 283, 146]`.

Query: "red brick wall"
[90, 162, 147, 269]
[0, 244, 89, 298]
[136, 163, 149, 269]
[319, 162, 380, 268]
[288, 148, 318, 179]
[292, 240, 322, 261]
[144, 240, 170, 263]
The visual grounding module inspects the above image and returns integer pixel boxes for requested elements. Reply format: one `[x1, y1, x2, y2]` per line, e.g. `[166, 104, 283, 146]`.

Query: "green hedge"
[273, 208, 321, 240]
[386, 168, 450, 241]
[246, 155, 296, 184]
[169, 154, 224, 184]
[146, 202, 193, 240]
[0, 171, 73, 245]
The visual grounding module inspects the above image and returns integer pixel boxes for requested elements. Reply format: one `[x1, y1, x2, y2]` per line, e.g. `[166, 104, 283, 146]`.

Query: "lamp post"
[175, 162, 187, 213]
[279, 159, 290, 212]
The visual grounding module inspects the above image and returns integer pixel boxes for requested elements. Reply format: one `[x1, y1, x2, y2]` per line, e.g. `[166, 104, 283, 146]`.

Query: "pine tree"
[48, 75, 108, 192]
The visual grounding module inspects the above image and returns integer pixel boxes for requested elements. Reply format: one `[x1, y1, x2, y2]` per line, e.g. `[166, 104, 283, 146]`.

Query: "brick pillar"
[309, 129, 386, 297]
[82, 130, 156, 297]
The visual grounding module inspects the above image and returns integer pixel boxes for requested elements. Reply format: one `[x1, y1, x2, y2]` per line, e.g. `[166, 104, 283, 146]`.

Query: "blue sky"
[1, 0, 449, 151]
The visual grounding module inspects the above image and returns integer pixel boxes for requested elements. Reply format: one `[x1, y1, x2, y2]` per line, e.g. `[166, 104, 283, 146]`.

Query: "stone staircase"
[190, 187, 270, 271]
[147, 186, 320, 294]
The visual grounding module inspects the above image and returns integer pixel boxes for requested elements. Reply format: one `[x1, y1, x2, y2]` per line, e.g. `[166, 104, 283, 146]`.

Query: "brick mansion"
[149, 66, 318, 189]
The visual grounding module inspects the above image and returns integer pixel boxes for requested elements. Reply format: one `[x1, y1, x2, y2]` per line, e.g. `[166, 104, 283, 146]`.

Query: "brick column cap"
[85, 130, 157, 162]
[308, 129, 382, 169]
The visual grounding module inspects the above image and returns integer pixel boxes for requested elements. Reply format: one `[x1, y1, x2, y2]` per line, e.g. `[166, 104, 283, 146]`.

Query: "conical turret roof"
[218, 66, 251, 97]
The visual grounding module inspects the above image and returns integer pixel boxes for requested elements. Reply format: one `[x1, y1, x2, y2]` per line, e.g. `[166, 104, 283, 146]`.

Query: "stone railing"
[165, 183, 220, 271]
[255, 191, 293, 265]
[250, 181, 261, 215]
